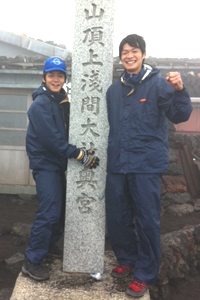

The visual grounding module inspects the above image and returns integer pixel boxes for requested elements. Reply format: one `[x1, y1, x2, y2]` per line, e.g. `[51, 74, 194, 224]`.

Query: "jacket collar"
[121, 64, 154, 85]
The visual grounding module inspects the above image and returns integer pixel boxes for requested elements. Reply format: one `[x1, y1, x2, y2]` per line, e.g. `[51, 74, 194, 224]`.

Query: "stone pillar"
[63, 0, 115, 274]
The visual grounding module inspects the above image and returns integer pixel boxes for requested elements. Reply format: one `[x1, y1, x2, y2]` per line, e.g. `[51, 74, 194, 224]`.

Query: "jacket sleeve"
[27, 99, 79, 159]
[157, 77, 193, 124]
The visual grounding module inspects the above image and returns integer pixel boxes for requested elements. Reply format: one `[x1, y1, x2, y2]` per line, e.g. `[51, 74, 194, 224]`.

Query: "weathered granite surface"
[10, 251, 150, 300]
[3, 211, 200, 300]
[64, 0, 115, 273]
[7, 220, 200, 300]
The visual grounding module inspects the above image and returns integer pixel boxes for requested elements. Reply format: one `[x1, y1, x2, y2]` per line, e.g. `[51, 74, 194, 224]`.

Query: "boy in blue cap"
[22, 57, 99, 281]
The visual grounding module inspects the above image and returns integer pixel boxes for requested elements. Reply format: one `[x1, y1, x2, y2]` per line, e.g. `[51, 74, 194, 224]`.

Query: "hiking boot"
[22, 257, 49, 281]
[47, 246, 63, 258]
[111, 265, 133, 278]
[126, 278, 148, 298]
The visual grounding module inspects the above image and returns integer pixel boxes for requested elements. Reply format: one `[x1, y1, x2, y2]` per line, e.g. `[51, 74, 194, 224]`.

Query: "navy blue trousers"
[25, 170, 66, 264]
[105, 173, 161, 284]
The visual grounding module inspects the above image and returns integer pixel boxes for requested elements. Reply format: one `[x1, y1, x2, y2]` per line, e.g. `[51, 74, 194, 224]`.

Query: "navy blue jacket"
[106, 64, 193, 174]
[26, 85, 79, 172]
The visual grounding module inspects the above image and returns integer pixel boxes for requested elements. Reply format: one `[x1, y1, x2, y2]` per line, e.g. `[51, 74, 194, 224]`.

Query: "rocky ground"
[1, 193, 200, 300]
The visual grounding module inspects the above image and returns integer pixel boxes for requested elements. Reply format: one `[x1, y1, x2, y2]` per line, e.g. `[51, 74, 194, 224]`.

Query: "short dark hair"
[119, 34, 146, 58]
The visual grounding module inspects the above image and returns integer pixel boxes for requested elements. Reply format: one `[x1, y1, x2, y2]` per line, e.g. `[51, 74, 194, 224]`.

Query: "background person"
[22, 57, 99, 281]
[105, 34, 192, 298]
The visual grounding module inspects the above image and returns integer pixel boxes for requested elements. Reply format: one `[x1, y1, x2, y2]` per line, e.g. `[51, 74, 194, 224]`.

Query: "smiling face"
[120, 43, 146, 74]
[44, 71, 65, 93]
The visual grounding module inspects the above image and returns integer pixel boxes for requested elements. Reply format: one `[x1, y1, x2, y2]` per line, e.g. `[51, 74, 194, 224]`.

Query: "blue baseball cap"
[43, 57, 67, 74]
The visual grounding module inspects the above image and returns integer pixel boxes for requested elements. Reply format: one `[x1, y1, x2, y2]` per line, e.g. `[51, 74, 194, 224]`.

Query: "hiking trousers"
[25, 170, 66, 264]
[105, 173, 161, 284]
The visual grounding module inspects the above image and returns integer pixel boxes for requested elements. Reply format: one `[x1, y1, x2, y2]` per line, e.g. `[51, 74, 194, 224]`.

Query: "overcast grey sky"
[1, 0, 199, 58]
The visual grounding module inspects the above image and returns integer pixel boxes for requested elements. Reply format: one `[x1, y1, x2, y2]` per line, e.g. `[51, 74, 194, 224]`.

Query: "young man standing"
[105, 34, 192, 298]
[22, 57, 99, 281]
